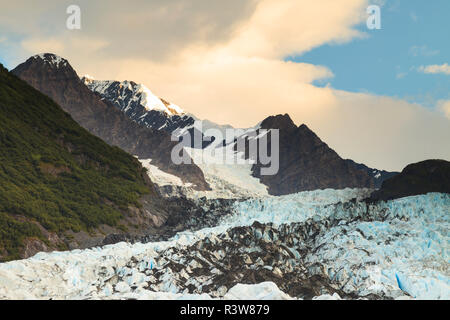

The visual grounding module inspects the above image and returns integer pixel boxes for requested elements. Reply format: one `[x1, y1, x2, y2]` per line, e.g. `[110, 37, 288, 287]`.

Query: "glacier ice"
[0, 189, 448, 300]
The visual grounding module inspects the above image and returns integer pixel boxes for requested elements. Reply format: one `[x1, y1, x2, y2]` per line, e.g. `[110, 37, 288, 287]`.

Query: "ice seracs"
[0, 190, 447, 300]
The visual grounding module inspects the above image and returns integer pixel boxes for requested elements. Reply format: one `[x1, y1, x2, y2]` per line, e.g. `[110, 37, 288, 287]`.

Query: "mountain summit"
[260, 114, 297, 131]
[31, 53, 69, 68]
[81, 77, 184, 115]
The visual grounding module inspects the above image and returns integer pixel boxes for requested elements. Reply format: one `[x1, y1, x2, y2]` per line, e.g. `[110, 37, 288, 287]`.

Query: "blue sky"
[287, 0, 450, 108]
[0, 35, 23, 69]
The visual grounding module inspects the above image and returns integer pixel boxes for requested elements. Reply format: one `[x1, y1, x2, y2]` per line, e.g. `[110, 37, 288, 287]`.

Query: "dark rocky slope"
[251, 114, 396, 195]
[369, 159, 450, 201]
[12, 54, 209, 190]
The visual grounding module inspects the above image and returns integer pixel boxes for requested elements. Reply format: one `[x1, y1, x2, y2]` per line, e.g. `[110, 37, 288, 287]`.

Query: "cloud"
[1, 0, 369, 65]
[409, 45, 439, 57]
[0, 0, 259, 63]
[418, 63, 450, 75]
[321, 92, 450, 171]
[21, 36, 109, 59]
[214, 0, 367, 59]
[1, 0, 449, 171]
[437, 100, 450, 119]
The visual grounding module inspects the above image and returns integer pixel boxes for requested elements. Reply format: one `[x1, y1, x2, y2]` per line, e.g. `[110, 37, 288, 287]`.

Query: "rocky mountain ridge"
[82, 77, 196, 133]
[236, 114, 397, 195]
[12, 54, 210, 190]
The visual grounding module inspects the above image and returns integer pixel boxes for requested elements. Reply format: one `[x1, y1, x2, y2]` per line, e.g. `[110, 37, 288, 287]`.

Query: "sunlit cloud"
[437, 100, 450, 119]
[0, 0, 448, 171]
[418, 63, 450, 75]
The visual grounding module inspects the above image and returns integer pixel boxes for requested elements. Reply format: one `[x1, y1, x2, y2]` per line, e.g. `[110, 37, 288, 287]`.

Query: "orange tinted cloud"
[2, 0, 449, 171]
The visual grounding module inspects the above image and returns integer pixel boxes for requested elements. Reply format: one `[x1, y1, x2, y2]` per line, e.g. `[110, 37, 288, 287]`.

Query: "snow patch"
[84, 78, 184, 116]
[33, 53, 68, 68]
[224, 282, 294, 300]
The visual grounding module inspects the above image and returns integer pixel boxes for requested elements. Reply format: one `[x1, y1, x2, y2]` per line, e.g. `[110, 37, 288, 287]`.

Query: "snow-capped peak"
[32, 53, 68, 68]
[83, 78, 184, 116]
[132, 82, 184, 115]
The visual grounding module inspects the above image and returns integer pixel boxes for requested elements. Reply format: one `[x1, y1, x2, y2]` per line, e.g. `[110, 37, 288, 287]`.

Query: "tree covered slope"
[0, 64, 153, 261]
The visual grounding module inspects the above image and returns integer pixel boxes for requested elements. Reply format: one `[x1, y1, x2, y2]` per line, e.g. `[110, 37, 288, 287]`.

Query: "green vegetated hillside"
[0, 64, 151, 261]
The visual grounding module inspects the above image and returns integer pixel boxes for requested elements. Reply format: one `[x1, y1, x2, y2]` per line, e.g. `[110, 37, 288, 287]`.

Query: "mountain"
[0, 63, 167, 261]
[82, 77, 214, 148]
[369, 159, 450, 201]
[344, 160, 398, 188]
[79, 72, 398, 196]
[81, 77, 195, 133]
[148, 113, 397, 198]
[14, 54, 395, 198]
[12, 54, 209, 190]
[249, 114, 396, 195]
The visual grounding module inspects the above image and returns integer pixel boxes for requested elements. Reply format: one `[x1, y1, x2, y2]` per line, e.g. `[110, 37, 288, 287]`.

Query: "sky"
[292, 0, 450, 108]
[0, 0, 449, 171]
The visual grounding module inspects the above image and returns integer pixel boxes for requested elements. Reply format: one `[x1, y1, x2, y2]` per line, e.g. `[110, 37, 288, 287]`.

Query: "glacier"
[0, 189, 448, 300]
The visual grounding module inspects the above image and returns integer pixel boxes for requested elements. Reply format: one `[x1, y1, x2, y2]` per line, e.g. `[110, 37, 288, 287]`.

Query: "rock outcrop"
[369, 159, 450, 201]
[251, 114, 395, 195]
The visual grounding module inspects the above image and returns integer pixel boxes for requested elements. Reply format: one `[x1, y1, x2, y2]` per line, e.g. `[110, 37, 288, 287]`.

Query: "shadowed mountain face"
[251, 114, 396, 195]
[12, 54, 209, 191]
[369, 160, 450, 201]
